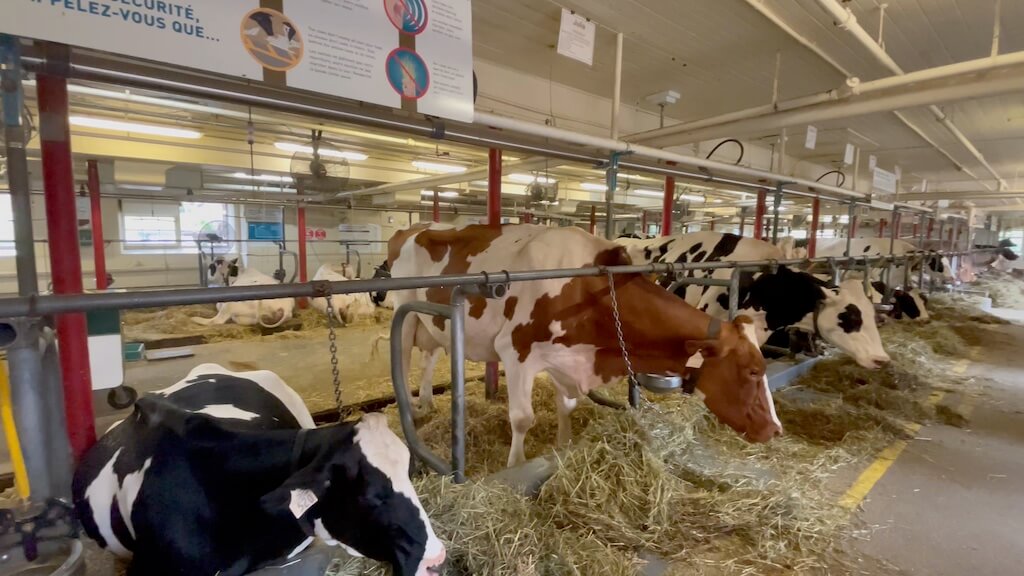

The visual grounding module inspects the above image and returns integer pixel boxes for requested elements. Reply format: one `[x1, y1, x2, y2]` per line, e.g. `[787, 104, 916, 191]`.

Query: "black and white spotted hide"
[72, 364, 445, 576]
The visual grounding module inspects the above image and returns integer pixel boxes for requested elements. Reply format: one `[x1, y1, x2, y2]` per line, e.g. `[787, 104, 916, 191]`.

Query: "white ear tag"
[289, 488, 318, 518]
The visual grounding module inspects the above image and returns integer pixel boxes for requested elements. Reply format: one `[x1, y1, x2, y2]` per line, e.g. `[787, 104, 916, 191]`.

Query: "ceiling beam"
[899, 191, 1024, 201]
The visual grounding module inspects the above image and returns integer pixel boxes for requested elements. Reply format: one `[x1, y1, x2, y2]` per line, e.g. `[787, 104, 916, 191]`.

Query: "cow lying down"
[72, 364, 445, 576]
[311, 264, 376, 325]
[192, 266, 295, 328]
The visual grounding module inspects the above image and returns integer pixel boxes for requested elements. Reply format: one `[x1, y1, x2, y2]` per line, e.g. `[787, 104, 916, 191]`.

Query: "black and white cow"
[868, 281, 929, 322]
[72, 364, 446, 576]
[808, 238, 955, 285]
[619, 232, 890, 369]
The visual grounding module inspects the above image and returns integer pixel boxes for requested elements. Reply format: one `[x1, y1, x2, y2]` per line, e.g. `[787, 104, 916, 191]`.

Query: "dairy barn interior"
[0, 0, 1023, 575]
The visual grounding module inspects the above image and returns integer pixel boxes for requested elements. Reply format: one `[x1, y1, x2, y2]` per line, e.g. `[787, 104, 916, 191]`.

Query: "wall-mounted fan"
[288, 129, 351, 195]
[526, 180, 559, 205]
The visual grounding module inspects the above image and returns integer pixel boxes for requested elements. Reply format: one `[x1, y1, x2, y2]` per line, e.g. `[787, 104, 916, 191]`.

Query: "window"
[121, 200, 231, 252]
[0, 194, 13, 255]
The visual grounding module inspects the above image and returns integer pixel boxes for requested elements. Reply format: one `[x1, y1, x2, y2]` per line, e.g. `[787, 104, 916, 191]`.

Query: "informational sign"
[338, 223, 381, 243]
[0, 0, 474, 122]
[868, 155, 878, 172]
[557, 9, 596, 66]
[305, 228, 327, 241]
[843, 143, 855, 166]
[804, 125, 817, 150]
[248, 222, 284, 241]
[245, 204, 283, 222]
[873, 167, 897, 195]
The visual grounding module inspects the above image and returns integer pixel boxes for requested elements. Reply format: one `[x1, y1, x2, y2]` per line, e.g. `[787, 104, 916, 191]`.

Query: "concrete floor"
[852, 312, 1024, 575]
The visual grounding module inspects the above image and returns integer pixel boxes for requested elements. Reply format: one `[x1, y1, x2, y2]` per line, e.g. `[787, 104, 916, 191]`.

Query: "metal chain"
[606, 271, 637, 387]
[323, 290, 343, 420]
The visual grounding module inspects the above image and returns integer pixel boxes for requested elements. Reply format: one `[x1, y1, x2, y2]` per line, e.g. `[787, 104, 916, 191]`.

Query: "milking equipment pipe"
[389, 302, 454, 478]
[846, 202, 857, 257]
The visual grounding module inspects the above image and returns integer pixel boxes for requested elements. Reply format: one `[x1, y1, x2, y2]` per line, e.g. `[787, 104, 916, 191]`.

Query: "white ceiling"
[471, 0, 1024, 205]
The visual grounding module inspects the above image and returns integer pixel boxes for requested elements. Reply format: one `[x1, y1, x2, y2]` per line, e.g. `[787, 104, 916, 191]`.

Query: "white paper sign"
[868, 155, 878, 172]
[557, 9, 596, 66]
[804, 125, 818, 150]
[0, 0, 475, 122]
[843, 143, 855, 166]
[873, 168, 897, 194]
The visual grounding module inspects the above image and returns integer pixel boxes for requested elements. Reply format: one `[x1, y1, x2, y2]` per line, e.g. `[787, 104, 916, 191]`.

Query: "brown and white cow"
[389, 224, 779, 467]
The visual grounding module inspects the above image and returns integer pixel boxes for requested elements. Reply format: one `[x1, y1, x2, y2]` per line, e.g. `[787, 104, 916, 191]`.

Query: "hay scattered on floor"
[971, 271, 1024, 309]
[122, 304, 380, 343]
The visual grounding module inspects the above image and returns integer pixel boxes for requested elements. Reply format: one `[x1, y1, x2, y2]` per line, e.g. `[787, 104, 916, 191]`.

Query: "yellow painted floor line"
[840, 347, 978, 511]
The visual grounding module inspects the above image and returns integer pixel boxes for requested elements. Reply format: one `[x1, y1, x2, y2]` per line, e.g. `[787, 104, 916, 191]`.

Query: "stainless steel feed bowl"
[637, 373, 683, 393]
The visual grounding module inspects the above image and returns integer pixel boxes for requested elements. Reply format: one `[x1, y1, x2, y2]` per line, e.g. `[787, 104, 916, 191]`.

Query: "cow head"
[925, 254, 955, 284]
[813, 280, 890, 368]
[870, 281, 930, 322]
[208, 257, 240, 286]
[685, 317, 780, 443]
[262, 414, 446, 576]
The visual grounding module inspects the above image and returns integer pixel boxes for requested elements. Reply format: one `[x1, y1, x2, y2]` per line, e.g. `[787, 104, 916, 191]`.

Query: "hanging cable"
[705, 138, 745, 165]
[815, 170, 847, 187]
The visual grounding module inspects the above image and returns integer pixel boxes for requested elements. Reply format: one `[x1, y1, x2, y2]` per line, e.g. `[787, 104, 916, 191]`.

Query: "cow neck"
[607, 274, 722, 376]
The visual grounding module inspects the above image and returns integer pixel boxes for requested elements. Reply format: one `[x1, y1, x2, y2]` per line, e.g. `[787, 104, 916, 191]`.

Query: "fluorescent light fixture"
[580, 182, 608, 192]
[631, 189, 666, 198]
[231, 172, 293, 183]
[70, 116, 202, 139]
[411, 160, 467, 173]
[509, 173, 557, 184]
[421, 190, 460, 198]
[275, 142, 368, 161]
[680, 194, 705, 203]
[470, 180, 490, 187]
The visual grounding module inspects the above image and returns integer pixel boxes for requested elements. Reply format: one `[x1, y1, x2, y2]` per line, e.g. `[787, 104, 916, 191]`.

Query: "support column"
[927, 217, 935, 241]
[808, 197, 821, 258]
[432, 190, 440, 223]
[487, 149, 502, 227]
[522, 212, 533, 224]
[878, 218, 887, 239]
[753, 189, 767, 241]
[38, 45, 95, 461]
[86, 160, 107, 290]
[604, 154, 620, 239]
[485, 148, 501, 400]
[661, 167, 675, 237]
[846, 202, 858, 256]
[640, 210, 647, 236]
[738, 216, 746, 237]
[589, 205, 597, 235]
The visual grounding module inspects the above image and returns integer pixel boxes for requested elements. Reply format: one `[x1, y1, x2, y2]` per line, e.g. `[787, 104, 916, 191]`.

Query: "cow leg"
[190, 304, 232, 326]
[399, 314, 419, 409]
[546, 374, 578, 447]
[505, 364, 537, 467]
[417, 347, 442, 412]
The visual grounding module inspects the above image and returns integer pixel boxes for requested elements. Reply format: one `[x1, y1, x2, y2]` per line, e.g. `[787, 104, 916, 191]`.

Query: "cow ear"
[871, 281, 886, 294]
[685, 339, 724, 358]
[208, 263, 217, 276]
[894, 289, 905, 297]
[230, 257, 239, 265]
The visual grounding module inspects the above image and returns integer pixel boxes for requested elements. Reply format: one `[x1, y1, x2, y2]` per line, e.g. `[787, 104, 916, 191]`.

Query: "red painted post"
[38, 65, 95, 461]
[891, 212, 901, 242]
[432, 190, 440, 223]
[487, 149, 502, 227]
[878, 218, 887, 238]
[808, 197, 820, 258]
[753, 189, 767, 240]
[522, 212, 533, 224]
[927, 217, 934, 240]
[86, 160, 107, 290]
[913, 216, 920, 238]
[661, 164, 675, 237]
[850, 213, 859, 238]
[485, 148, 502, 400]
[589, 206, 597, 234]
